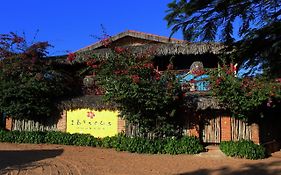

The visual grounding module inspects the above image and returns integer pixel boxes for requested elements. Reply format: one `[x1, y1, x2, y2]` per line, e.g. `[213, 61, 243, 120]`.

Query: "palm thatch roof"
[74, 43, 225, 62]
[77, 30, 186, 52]
[56, 93, 223, 111]
[57, 95, 117, 111]
[50, 30, 225, 64]
[73, 30, 225, 62]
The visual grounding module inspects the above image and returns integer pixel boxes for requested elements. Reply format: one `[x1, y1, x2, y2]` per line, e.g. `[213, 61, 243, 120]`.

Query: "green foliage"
[210, 66, 281, 119]
[0, 32, 77, 119]
[0, 130, 203, 155]
[0, 130, 46, 144]
[220, 140, 266, 160]
[163, 136, 203, 154]
[101, 134, 203, 154]
[165, 0, 281, 77]
[83, 46, 184, 137]
[44, 131, 101, 146]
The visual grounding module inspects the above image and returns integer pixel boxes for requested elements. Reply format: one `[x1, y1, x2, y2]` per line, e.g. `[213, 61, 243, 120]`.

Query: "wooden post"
[251, 123, 260, 144]
[189, 113, 200, 138]
[57, 110, 67, 132]
[118, 118, 126, 133]
[5, 117, 13, 131]
[221, 116, 231, 141]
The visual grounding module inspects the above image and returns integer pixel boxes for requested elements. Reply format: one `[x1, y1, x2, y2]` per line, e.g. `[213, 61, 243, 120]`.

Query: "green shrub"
[0, 130, 203, 155]
[163, 136, 204, 154]
[0, 130, 46, 144]
[0, 129, 16, 143]
[70, 133, 100, 147]
[13, 131, 46, 144]
[100, 136, 116, 148]
[44, 131, 73, 145]
[105, 134, 203, 154]
[220, 140, 266, 159]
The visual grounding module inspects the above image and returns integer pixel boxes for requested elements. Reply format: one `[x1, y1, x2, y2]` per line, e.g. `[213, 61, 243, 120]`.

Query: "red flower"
[101, 38, 111, 47]
[67, 53, 76, 62]
[114, 70, 128, 75]
[275, 78, 281, 83]
[131, 75, 140, 83]
[114, 47, 125, 53]
[167, 64, 174, 70]
[114, 70, 121, 75]
[92, 64, 99, 69]
[155, 73, 161, 81]
[190, 79, 196, 83]
[12, 36, 24, 44]
[86, 61, 92, 66]
[192, 69, 205, 76]
[216, 78, 221, 85]
[143, 63, 154, 69]
[121, 70, 129, 75]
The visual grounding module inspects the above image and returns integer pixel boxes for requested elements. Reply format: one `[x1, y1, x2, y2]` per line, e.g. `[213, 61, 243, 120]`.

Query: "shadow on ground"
[0, 149, 63, 171]
[178, 161, 281, 175]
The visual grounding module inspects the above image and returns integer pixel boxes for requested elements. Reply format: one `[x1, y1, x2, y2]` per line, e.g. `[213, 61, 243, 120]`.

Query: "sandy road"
[0, 143, 280, 175]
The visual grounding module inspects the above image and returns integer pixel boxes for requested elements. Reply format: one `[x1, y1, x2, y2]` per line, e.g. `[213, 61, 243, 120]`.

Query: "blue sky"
[1, 0, 182, 56]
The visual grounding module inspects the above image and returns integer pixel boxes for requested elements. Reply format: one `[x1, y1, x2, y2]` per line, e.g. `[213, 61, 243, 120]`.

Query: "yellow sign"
[66, 109, 118, 138]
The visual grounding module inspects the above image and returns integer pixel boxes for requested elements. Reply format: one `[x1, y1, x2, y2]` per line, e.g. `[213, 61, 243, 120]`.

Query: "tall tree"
[165, 0, 281, 77]
[0, 32, 77, 119]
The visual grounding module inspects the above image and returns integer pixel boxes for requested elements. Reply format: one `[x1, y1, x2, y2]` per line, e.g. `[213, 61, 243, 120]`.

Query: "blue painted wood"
[177, 73, 210, 91]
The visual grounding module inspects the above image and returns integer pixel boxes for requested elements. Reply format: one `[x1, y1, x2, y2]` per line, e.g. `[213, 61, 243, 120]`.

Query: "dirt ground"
[0, 143, 280, 175]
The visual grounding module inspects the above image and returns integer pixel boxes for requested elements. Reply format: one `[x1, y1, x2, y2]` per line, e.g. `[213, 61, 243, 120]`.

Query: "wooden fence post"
[221, 116, 231, 141]
[5, 116, 12, 131]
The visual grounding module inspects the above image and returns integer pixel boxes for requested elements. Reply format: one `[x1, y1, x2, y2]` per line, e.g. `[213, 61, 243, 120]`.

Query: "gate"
[201, 113, 221, 143]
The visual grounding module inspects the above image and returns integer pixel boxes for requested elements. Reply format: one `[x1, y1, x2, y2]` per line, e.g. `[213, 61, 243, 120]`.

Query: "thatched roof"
[77, 30, 186, 52]
[74, 43, 224, 62]
[57, 95, 117, 111]
[50, 30, 224, 64]
[57, 93, 223, 111]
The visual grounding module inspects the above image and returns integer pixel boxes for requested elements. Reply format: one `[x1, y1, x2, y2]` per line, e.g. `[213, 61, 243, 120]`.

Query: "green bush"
[220, 140, 266, 159]
[101, 134, 204, 154]
[67, 133, 100, 147]
[0, 130, 203, 155]
[0, 130, 46, 144]
[44, 131, 73, 145]
[163, 136, 204, 154]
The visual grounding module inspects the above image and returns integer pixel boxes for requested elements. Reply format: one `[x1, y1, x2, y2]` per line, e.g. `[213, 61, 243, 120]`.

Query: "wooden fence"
[200, 115, 252, 143]
[201, 116, 221, 143]
[124, 112, 254, 143]
[230, 117, 252, 141]
[11, 118, 57, 131]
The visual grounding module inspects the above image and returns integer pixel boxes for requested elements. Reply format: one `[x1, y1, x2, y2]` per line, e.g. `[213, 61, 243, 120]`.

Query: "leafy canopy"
[210, 66, 281, 119]
[78, 43, 184, 138]
[0, 32, 75, 119]
[165, 0, 281, 77]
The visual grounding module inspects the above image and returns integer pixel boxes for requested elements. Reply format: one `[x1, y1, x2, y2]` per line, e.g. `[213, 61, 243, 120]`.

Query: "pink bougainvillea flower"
[143, 63, 154, 69]
[101, 38, 111, 47]
[114, 47, 125, 53]
[91, 64, 99, 69]
[131, 75, 140, 83]
[67, 53, 76, 62]
[192, 69, 205, 76]
[275, 78, 281, 83]
[167, 63, 174, 70]
[190, 79, 196, 83]
[12, 36, 24, 44]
